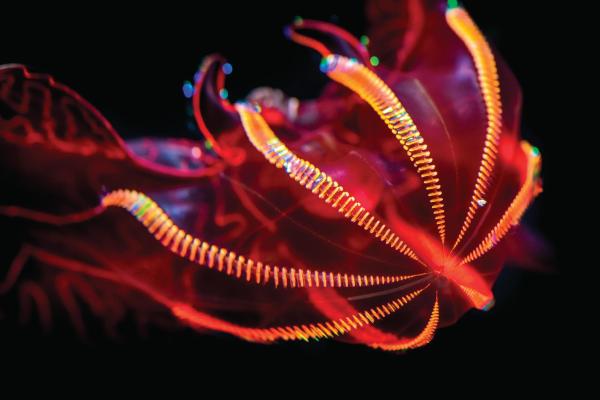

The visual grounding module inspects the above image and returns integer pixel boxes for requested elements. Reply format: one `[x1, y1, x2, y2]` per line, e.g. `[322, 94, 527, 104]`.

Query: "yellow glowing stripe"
[447, 7, 503, 251]
[461, 142, 542, 265]
[173, 285, 431, 343]
[369, 292, 439, 351]
[235, 103, 423, 263]
[321, 55, 447, 243]
[102, 189, 425, 289]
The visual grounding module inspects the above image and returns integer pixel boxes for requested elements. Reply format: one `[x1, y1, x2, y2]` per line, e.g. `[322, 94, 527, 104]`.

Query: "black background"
[0, 0, 576, 387]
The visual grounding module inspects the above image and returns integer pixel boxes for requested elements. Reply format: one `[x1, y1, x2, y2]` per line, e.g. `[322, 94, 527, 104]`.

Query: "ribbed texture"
[323, 55, 447, 243]
[447, 7, 503, 251]
[236, 103, 422, 262]
[102, 189, 424, 289]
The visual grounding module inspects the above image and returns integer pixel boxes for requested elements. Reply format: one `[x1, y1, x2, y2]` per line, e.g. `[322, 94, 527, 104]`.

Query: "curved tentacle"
[18, 282, 52, 332]
[172, 285, 431, 343]
[446, 6, 503, 251]
[192, 55, 243, 164]
[369, 291, 439, 351]
[461, 142, 542, 265]
[235, 102, 424, 264]
[319, 55, 447, 244]
[101, 189, 428, 289]
[286, 19, 371, 66]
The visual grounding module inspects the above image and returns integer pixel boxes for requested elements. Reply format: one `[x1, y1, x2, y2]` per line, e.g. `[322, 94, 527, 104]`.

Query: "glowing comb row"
[320, 55, 447, 244]
[370, 293, 439, 350]
[446, 6, 503, 251]
[235, 102, 422, 263]
[461, 142, 542, 265]
[101, 189, 426, 289]
[173, 286, 433, 343]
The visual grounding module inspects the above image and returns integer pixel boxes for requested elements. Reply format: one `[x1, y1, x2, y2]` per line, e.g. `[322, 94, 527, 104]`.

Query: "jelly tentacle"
[446, 6, 503, 251]
[172, 285, 431, 343]
[235, 102, 424, 264]
[285, 18, 371, 66]
[461, 142, 542, 265]
[102, 189, 427, 289]
[320, 55, 447, 244]
[369, 291, 439, 350]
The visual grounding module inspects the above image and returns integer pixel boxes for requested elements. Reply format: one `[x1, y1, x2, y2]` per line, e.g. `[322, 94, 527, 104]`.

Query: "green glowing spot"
[447, 0, 459, 9]
[369, 56, 380, 67]
[531, 146, 541, 157]
[204, 140, 213, 150]
[360, 35, 370, 46]
[320, 57, 330, 73]
[293, 15, 303, 25]
[219, 88, 229, 100]
[135, 201, 152, 218]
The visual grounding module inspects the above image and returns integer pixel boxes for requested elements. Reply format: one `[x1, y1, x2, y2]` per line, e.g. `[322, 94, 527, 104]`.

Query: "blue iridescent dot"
[130, 197, 145, 213]
[320, 57, 337, 73]
[193, 71, 201, 82]
[222, 63, 233, 75]
[182, 81, 194, 98]
[219, 88, 229, 100]
[320, 58, 329, 73]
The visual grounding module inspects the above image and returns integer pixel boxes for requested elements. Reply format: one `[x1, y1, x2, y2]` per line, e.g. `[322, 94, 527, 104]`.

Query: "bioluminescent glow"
[0, 1, 542, 350]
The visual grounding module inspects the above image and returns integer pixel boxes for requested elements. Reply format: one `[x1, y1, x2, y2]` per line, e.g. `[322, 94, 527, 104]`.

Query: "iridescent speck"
[482, 299, 495, 312]
[222, 63, 233, 75]
[182, 81, 194, 98]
